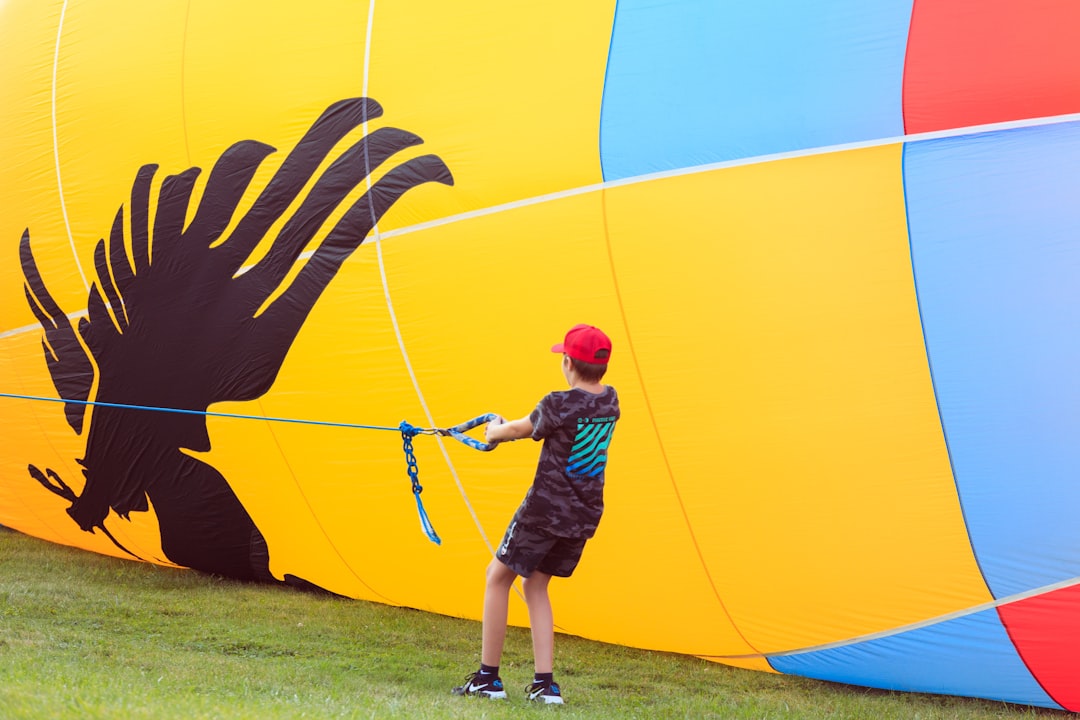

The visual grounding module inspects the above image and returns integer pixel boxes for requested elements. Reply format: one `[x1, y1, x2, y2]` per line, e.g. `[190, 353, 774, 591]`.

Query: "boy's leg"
[522, 570, 554, 673]
[454, 558, 516, 698]
[481, 557, 518, 667]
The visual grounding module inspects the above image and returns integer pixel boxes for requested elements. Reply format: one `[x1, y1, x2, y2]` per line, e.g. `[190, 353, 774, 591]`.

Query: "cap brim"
[551, 343, 565, 353]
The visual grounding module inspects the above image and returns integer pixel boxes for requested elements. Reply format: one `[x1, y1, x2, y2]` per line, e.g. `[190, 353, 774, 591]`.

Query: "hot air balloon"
[2, 0, 1079, 710]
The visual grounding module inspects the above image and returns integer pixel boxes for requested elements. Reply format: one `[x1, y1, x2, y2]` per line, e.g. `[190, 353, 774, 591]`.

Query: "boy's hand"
[484, 415, 505, 443]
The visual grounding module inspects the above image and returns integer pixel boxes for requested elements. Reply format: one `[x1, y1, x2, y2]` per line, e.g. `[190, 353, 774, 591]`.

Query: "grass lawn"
[0, 526, 1067, 719]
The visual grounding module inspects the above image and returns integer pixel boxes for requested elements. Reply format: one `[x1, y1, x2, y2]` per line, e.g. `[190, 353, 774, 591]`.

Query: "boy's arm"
[485, 415, 534, 443]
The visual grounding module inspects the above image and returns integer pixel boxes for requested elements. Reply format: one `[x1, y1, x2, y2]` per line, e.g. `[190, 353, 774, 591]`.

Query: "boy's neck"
[569, 378, 606, 394]
[561, 355, 607, 394]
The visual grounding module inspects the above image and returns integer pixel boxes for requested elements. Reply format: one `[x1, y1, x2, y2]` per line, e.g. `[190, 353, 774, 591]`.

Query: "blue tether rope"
[0, 392, 503, 545]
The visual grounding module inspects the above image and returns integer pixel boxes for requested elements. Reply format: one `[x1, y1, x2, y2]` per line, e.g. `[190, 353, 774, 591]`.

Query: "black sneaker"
[525, 680, 564, 704]
[452, 671, 507, 699]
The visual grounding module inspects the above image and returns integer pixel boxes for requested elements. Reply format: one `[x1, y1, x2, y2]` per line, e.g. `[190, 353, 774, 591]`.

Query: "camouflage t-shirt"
[511, 385, 620, 539]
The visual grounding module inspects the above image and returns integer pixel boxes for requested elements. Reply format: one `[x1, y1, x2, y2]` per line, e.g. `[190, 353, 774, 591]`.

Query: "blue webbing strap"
[436, 412, 501, 452]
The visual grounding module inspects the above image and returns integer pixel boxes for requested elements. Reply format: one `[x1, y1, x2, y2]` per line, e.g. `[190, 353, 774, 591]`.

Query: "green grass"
[0, 527, 1067, 719]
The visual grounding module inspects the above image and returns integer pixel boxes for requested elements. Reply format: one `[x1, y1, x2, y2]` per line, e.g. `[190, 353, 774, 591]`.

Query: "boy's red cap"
[552, 324, 612, 364]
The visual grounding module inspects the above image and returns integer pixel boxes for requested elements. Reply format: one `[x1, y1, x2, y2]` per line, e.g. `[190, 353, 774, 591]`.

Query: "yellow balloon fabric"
[3, 0, 1080, 709]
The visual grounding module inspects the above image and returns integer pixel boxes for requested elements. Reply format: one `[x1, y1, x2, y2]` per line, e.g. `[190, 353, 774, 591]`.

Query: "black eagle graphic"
[19, 97, 453, 582]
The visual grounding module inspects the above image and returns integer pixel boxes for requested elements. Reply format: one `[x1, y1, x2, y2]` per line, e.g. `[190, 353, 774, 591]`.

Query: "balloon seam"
[899, 0, 919, 135]
[900, 141, 994, 602]
[251, 396, 395, 603]
[597, 0, 620, 181]
[51, 0, 89, 293]
[5, 115, 1077, 342]
[600, 189, 762, 655]
[705, 574, 1080, 661]
[361, 0, 498, 559]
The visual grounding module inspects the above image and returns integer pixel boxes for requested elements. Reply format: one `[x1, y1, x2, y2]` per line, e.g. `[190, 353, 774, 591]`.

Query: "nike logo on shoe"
[452, 673, 507, 699]
[527, 681, 564, 704]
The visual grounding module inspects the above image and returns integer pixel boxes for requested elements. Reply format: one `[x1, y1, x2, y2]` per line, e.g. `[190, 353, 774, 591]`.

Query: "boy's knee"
[485, 557, 515, 588]
[521, 571, 551, 596]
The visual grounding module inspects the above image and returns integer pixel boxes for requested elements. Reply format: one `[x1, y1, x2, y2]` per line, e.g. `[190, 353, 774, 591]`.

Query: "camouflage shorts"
[496, 519, 587, 578]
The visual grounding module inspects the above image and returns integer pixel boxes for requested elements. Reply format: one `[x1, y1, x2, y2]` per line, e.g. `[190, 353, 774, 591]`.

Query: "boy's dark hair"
[570, 356, 607, 383]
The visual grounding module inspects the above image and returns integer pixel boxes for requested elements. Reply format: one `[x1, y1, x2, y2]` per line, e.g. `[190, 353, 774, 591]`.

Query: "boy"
[452, 324, 620, 704]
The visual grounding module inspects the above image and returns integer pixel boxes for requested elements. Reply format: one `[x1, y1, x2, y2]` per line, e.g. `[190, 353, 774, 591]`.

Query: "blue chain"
[397, 415, 504, 545]
[400, 421, 441, 545]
